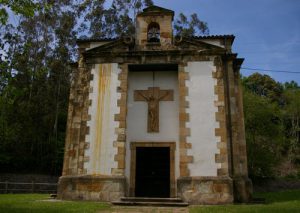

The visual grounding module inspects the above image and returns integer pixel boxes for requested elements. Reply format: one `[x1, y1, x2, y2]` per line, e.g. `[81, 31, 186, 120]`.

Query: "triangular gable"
[85, 38, 133, 54]
[138, 5, 174, 16]
[175, 37, 225, 51]
[84, 36, 226, 56]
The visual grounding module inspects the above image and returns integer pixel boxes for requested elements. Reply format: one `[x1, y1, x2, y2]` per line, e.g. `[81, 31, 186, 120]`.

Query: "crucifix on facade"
[134, 87, 174, 132]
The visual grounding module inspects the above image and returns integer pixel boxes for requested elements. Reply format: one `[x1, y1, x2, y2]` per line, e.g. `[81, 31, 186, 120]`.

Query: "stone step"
[112, 200, 189, 207]
[120, 197, 183, 203]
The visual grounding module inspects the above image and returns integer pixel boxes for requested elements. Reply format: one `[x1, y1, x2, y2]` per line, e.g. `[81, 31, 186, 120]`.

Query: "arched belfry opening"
[135, 5, 174, 46]
[147, 22, 160, 42]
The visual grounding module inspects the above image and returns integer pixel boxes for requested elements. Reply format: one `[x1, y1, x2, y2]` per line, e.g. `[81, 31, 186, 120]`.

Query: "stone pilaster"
[178, 63, 193, 177]
[213, 57, 230, 177]
[112, 64, 128, 176]
[61, 54, 92, 176]
[234, 71, 248, 177]
[227, 60, 252, 202]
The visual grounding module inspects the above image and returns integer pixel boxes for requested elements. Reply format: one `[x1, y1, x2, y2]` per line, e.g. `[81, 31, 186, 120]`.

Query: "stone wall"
[112, 63, 128, 176]
[177, 176, 233, 204]
[178, 63, 192, 177]
[57, 175, 125, 201]
[136, 9, 173, 48]
[213, 57, 230, 177]
[61, 52, 92, 176]
[136, 15, 173, 47]
[225, 57, 253, 202]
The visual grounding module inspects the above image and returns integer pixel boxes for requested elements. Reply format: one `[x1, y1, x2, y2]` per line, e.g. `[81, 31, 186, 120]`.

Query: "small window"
[147, 22, 160, 43]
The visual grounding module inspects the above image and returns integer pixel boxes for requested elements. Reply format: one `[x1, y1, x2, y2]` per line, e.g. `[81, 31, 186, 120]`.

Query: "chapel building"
[58, 5, 252, 204]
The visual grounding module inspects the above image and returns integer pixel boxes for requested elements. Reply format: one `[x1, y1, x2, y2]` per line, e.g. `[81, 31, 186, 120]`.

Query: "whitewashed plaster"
[84, 63, 121, 175]
[85, 42, 111, 51]
[125, 71, 179, 179]
[201, 39, 225, 48]
[185, 61, 221, 176]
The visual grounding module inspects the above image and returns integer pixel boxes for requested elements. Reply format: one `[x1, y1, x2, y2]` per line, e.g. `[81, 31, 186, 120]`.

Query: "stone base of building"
[233, 176, 253, 203]
[57, 175, 126, 201]
[177, 176, 234, 204]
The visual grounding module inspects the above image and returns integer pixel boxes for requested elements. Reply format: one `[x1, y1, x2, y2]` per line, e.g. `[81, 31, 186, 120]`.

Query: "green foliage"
[0, 7, 8, 24]
[0, 1, 76, 175]
[282, 86, 300, 165]
[243, 72, 283, 103]
[0, 0, 37, 24]
[243, 89, 283, 177]
[243, 73, 300, 179]
[78, 0, 208, 39]
[78, 0, 154, 38]
[174, 13, 209, 36]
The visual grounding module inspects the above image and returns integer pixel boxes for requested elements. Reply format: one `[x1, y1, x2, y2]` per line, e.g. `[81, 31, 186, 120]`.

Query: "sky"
[153, 0, 300, 84]
[5, 1, 300, 84]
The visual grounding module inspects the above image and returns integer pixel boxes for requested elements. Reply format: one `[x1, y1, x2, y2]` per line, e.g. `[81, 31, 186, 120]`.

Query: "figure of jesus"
[134, 87, 173, 132]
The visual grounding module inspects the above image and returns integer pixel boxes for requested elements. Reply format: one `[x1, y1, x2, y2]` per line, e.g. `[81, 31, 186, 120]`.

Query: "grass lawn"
[190, 190, 300, 213]
[0, 194, 111, 213]
[0, 190, 299, 213]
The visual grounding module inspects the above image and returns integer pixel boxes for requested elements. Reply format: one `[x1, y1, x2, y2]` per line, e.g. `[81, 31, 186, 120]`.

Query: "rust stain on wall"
[92, 64, 112, 174]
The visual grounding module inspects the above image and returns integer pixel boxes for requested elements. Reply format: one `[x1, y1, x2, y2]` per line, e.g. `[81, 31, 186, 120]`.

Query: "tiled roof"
[192, 35, 235, 39]
[141, 5, 174, 14]
[76, 38, 118, 43]
[192, 35, 235, 44]
[76, 35, 235, 44]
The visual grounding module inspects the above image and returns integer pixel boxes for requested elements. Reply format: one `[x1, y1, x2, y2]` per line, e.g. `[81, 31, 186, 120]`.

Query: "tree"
[0, 0, 76, 175]
[78, 0, 208, 39]
[174, 13, 209, 36]
[242, 74, 300, 178]
[0, 0, 37, 24]
[281, 86, 300, 173]
[78, 0, 154, 38]
[0, 1, 211, 176]
[242, 72, 283, 103]
[243, 89, 284, 178]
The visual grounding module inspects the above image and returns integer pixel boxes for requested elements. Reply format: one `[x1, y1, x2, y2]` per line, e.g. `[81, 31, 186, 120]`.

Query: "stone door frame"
[129, 142, 176, 197]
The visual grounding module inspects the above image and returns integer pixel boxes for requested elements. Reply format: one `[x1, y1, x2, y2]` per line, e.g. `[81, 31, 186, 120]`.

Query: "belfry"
[58, 5, 252, 204]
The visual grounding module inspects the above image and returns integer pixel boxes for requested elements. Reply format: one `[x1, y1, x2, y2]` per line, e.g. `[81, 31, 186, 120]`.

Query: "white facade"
[84, 63, 121, 175]
[186, 61, 220, 176]
[125, 71, 179, 178]
[83, 62, 220, 177]
[84, 62, 221, 177]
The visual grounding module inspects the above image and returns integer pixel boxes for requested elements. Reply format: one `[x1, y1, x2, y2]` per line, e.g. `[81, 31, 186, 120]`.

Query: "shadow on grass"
[254, 190, 300, 203]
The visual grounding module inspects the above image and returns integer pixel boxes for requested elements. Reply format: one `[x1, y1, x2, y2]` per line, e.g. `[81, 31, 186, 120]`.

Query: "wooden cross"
[134, 87, 174, 132]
